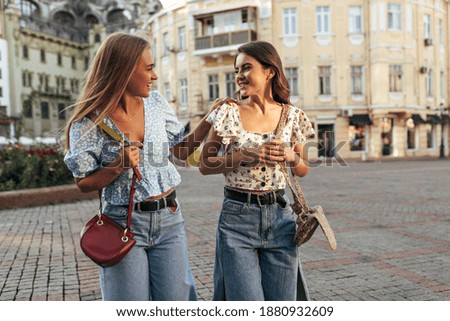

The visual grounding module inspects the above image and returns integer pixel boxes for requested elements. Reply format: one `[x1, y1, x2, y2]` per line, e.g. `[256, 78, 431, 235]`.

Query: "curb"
[0, 184, 97, 210]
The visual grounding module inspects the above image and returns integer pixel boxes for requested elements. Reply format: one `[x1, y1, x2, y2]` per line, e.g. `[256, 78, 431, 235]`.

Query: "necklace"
[110, 106, 141, 123]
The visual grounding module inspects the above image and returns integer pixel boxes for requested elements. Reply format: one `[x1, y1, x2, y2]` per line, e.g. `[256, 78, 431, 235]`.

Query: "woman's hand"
[241, 140, 292, 166]
[119, 142, 141, 169]
[206, 97, 236, 116]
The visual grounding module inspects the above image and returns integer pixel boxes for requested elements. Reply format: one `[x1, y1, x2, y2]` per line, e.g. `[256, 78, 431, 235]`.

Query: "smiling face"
[125, 49, 158, 97]
[234, 52, 273, 98]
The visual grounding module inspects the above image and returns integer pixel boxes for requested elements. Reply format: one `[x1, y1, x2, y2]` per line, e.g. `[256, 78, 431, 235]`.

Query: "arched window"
[85, 14, 99, 28]
[107, 9, 130, 25]
[53, 11, 75, 28]
[15, 0, 40, 17]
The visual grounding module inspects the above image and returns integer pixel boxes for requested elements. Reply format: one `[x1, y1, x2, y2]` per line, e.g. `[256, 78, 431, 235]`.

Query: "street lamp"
[436, 103, 449, 159]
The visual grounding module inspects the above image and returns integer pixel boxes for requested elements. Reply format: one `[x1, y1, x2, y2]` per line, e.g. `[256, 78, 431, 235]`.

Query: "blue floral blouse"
[64, 91, 185, 205]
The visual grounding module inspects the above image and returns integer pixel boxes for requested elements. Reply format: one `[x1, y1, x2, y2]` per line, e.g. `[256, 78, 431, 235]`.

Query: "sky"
[159, 0, 185, 9]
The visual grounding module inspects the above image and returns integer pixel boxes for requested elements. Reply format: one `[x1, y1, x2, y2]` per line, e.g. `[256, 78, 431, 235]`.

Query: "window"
[351, 66, 363, 95]
[71, 56, 76, 69]
[426, 69, 433, 97]
[94, 34, 101, 43]
[425, 124, 434, 148]
[162, 32, 169, 56]
[0, 69, 2, 79]
[0, 87, 2, 97]
[316, 6, 330, 34]
[44, 75, 49, 92]
[388, 3, 402, 31]
[57, 53, 62, 66]
[23, 45, 29, 59]
[153, 38, 157, 68]
[41, 102, 49, 119]
[406, 118, 416, 149]
[440, 72, 445, 99]
[70, 79, 79, 93]
[178, 26, 186, 51]
[424, 14, 431, 39]
[389, 64, 402, 92]
[285, 67, 299, 96]
[23, 100, 32, 118]
[163, 82, 171, 101]
[179, 79, 188, 109]
[348, 6, 362, 34]
[439, 19, 444, 45]
[23, 72, 32, 87]
[20, 0, 40, 17]
[225, 72, 236, 98]
[349, 124, 366, 151]
[318, 66, 331, 95]
[208, 74, 219, 101]
[58, 103, 66, 120]
[283, 8, 297, 36]
[40, 49, 46, 63]
[84, 56, 89, 70]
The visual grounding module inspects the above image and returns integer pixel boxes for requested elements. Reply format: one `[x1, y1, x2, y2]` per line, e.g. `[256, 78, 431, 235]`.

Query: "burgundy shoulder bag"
[79, 120, 142, 267]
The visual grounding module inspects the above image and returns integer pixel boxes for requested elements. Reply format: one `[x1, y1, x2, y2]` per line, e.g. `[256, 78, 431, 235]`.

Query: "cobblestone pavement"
[1, 160, 449, 301]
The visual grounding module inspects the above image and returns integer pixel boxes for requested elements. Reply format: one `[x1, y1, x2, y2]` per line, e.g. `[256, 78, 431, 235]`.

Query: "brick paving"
[0, 159, 449, 301]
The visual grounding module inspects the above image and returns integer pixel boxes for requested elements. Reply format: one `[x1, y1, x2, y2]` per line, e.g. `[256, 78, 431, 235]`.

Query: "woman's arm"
[171, 112, 212, 161]
[75, 145, 140, 192]
[172, 98, 234, 161]
[199, 130, 249, 175]
[260, 140, 309, 177]
[199, 130, 290, 175]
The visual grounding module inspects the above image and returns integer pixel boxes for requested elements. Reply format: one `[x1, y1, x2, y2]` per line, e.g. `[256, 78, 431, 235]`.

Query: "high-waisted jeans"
[99, 199, 197, 301]
[213, 194, 309, 301]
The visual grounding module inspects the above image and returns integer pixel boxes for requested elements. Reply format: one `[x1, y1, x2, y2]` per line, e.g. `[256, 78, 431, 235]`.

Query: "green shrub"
[0, 144, 73, 191]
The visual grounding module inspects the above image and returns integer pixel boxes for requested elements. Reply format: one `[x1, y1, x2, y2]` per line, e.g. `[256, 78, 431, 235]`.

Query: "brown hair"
[64, 32, 151, 149]
[234, 41, 291, 105]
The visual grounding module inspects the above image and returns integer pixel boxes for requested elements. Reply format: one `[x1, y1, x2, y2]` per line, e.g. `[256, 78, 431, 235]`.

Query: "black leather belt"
[123, 190, 177, 212]
[224, 187, 286, 207]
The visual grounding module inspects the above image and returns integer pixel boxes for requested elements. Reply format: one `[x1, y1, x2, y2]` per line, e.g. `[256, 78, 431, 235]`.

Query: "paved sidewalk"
[1, 160, 449, 301]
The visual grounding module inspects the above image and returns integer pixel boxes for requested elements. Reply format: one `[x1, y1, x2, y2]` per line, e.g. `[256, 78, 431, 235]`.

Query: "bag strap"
[275, 105, 309, 212]
[88, 114, 142, 180]
[90, 115, 141, 230]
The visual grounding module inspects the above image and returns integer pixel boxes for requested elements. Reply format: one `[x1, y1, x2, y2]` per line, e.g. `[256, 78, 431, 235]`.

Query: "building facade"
[144, 0, 450, 160]
[0, 0, 161, 143]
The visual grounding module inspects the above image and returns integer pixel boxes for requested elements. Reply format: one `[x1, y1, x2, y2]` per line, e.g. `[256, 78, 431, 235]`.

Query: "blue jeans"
[213, 195, 310, 301]
[99, 199, 197, 301]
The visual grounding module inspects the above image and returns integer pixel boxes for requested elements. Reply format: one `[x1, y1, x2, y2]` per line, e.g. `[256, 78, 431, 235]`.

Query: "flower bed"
[0, 144, 73, 192]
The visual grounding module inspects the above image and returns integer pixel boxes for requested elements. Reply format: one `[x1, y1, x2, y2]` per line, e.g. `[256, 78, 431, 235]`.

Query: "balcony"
[19, 17, 89, 44]
[194, 29, 257, 55]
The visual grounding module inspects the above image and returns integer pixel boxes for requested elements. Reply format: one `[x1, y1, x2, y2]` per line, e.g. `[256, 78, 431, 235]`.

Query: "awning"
[411, 114, 425, 124]
[427, 115, 440, 124]
[349, 114, 372, 126]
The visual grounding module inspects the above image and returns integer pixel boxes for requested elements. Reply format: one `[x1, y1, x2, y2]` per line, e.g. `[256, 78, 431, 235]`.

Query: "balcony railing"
[195, 30, 257, 51]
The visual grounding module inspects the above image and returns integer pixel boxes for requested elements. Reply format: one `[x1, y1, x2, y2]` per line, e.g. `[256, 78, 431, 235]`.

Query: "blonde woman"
[200, 41, 314, 300]
[64, 32, 220, 301]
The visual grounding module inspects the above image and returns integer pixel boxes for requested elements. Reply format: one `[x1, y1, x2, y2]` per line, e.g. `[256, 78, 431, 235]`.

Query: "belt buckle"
[155, 197, 167, 211]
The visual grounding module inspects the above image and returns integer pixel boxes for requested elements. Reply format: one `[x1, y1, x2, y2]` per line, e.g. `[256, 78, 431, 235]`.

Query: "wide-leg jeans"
[213, 195, 310, 301]
[99, 200, 197, 301]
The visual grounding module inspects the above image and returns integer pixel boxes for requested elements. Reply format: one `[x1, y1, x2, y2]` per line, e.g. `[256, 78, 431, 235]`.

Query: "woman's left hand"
[263, 140, 296, 163]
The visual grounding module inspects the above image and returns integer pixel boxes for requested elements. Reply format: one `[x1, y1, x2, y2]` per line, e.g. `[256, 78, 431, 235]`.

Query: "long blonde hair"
[64, 32, 151, 149]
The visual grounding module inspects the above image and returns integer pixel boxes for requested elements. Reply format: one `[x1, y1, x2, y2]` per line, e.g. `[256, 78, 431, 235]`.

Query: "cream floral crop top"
[206, 103, 315, 191]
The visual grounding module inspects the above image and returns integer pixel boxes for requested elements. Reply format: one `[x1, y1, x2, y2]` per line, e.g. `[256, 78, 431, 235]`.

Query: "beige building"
[0, 0, 162, 143]
[144, 0, 450, 160]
